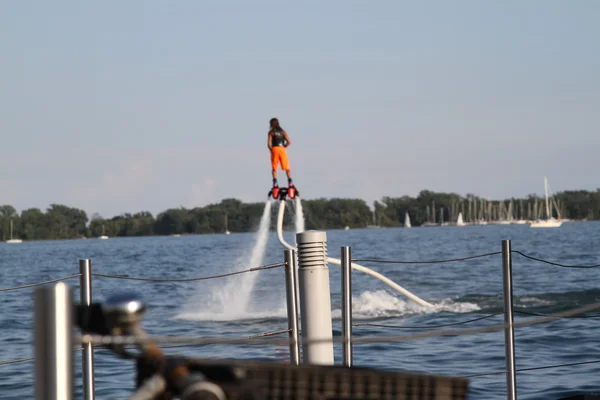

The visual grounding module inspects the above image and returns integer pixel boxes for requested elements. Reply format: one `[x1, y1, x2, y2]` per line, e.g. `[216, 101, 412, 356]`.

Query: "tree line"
[1, 189, 599, 240]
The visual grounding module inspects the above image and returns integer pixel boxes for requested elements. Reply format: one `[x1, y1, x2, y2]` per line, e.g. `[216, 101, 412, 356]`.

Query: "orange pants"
[271, 146, 290, 171]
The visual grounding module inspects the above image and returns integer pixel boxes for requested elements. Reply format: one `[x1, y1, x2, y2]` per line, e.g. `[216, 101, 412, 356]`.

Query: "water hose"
[276, 200, 433, 308]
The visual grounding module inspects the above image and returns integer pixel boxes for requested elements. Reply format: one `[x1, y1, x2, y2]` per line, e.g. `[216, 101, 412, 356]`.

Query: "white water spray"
[245, 200, 273, 273]
[294, 197, 305, 233]
[178, 200, 275, 321]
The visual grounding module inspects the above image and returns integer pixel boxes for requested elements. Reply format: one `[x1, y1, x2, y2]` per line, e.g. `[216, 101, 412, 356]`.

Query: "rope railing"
[0, 356, 34, 366]
[464, 359, 600, 379]
[515, 310, 600, 318]
[7, 307, 593, 368]
[73, 301, 600, 348]
[512, 251, 600, 269]
[353, 313, 503, 329]
[353, 309, 600, 331]
[0, 262, 286, 293]
[0, 328, 291, 366]
[0, 261, 288, 371]
[351, 251, 502, 264]
[0, 347, 85, 367]
[114, 328, 293, 350]
[0, 274, 82, 292]
[248, 329, 292, 339]
[2, 251, 595, 294]
[90, 262, 286, 282]
[351, 250, 600, 269]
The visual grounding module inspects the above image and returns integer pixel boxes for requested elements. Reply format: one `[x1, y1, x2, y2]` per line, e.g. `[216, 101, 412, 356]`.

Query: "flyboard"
[268, 184, 299, 201]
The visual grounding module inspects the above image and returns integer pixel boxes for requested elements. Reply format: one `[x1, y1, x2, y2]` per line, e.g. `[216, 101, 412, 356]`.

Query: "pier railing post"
[79, 259, 95, 399]
[284, 250, 301, 365]
[341, 246, 353, 367]
[296, 231, 334, 365]
[502, 240, 517, 400]
[34, 282, 74, 400]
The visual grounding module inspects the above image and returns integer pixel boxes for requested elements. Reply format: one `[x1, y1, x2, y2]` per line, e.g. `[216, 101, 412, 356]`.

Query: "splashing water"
[245, 200, 273, 273]
[178, 200, 275, 321]
[331, 290, 481, 320]
[294, 197, 305, 234]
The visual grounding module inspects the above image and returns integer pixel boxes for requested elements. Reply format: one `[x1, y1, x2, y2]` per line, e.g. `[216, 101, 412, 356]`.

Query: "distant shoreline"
[1, 189, 598, 241]
[2, 219, 596, 244]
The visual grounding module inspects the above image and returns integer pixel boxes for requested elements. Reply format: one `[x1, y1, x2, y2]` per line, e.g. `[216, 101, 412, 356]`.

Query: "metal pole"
[80, 259, 95, 399]
[296, 230, 334, 365]
[284, 250, 301, 365]
[34, 282, 74, 400]
[341, 246, 353, 367]
[502, 240, 517, 400]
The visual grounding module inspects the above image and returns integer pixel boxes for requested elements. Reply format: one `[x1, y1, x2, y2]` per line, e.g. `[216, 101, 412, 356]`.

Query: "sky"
[1, 1, 599, 217]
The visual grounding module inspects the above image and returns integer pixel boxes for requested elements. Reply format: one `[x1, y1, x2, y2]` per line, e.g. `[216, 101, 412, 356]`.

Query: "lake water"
[1, 212, 600, 399]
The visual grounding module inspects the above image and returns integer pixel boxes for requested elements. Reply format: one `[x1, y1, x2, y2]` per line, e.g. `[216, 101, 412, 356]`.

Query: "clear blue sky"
[1, 1, 598, 217]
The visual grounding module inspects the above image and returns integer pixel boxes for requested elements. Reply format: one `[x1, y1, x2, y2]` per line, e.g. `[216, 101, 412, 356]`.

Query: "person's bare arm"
[283, 130, 292, 147]
[268, 131, 272, 150]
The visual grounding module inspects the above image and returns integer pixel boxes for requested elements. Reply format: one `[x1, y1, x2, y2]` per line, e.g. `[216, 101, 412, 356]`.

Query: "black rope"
[0, 347, 84, 367]
[512, 251, 600, 269]
[0, 357, 34, 366]
[352, 252, 502, 264]
[350, 250, 600, 268]
[516, 359, 600, 372]
[0, 274, 82, 292]
[248, 329, 292, 339]
[463, 370, 506, 378]
[158, 330, 291, 349]
[464, 359, 600, 378]
[91, 262, 285, 282]
[515, 310, 600, 319]
[353, 313, 502, 329]
[354, 311, 600, 332]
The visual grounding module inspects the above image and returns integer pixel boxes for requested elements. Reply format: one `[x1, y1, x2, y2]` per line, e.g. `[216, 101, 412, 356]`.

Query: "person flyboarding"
[267, 118, 298, 200]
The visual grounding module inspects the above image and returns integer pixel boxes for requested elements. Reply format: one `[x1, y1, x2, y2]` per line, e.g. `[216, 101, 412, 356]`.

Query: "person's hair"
[269, 118, 282, 131]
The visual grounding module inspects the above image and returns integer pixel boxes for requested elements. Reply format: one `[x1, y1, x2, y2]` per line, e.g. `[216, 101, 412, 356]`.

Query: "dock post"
[341, 246, 353, 367]
[284, 249, 301, 365]
[502, 240, 517, 400]
[80, 259, 95, 399]
[34, 282, 74, 400]
[296, 230, 334, 365]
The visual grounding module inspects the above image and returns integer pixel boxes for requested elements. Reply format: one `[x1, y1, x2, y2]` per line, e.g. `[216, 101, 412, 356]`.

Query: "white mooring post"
[295, 230, 334, 365]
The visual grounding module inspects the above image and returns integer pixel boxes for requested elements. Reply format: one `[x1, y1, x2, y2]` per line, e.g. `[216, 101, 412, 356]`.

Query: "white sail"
[456, 212, 466, 226]
[404, 211, 411, 228]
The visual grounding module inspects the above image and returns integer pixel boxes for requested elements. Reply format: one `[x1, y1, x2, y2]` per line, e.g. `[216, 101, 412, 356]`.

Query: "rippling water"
[2, 219, 600, 399]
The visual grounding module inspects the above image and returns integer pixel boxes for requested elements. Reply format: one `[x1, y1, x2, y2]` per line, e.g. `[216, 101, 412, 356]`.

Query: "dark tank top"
[270, 128, 286, 147]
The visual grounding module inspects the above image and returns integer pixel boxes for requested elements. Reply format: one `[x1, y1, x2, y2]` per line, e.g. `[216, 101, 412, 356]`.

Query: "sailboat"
[456, 212, 467, 227]
[366, 207, 381, 228]
[224, 214, 231, 234]
[6, 220, 23, 243]
[421, 202, 438, 227]
[440, 207, 449, 226]
[99, 224, 109, 239]
[404, 211, 411, 228]
[529, 177, 562, 228]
